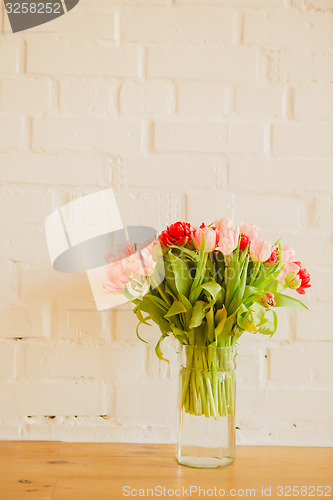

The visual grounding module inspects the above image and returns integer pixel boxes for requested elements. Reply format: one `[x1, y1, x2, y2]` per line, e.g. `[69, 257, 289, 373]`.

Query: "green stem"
[197, 371, 210, 417]
[181, 346, 193, 408]
[180, 345, 236, 419]
[250, 263, 260, 285]
[204, 373, 217, 419]
[150, 276, 171, 306]
[191, 253, 208, 295]
[229, 371, 235, 416]
[222, 377, 228, 417]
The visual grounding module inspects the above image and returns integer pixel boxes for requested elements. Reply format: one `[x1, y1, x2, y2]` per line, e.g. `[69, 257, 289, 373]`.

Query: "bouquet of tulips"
[103, 218, 311, 419]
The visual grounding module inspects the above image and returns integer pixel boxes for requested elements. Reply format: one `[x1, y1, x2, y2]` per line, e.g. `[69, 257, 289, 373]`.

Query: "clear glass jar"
[177, 345, 237, 468]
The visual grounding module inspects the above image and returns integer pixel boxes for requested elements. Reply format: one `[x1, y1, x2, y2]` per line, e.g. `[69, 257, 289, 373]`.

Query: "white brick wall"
[120, 6, 235, 43]
[147, 47, 258, 80]
[177, 82, 228, 117]
[272, 123, 333, 156]
[27, 42, 139, 77]
[0, 115, 24, 149]
[0, 0, 332, 446]
[0, 37, 24, 73]
[0, 78, 52, 113]
[120, 80, 175, 114]
[32, 117, 143, 151]
[243, 11, 333, 45]
[154, 121, 228, 152]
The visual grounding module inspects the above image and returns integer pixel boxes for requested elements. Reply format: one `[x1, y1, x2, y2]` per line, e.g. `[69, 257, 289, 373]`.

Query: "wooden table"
[0, 442, 332, 499]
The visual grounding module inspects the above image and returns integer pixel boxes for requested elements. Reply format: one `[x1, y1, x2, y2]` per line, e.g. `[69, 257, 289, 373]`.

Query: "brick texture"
[0, 0, 332, 446]
[120, 6, 235, 43]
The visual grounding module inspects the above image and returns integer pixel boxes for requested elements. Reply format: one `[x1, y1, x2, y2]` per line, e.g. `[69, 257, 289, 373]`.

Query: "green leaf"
[243, 285, 258, 302]
[214, 305, 227, 337]
[189, 280, 221, 304]
[168, 252, 193, 297]
[136, 318, 150, 344]
[177, 292, 192, 328]
[143, 293, 168, 312]
[217, 311, 238, 343]
[139, 295, 159, 313]
[259, 310, 278, 337]
[213, 251, 225, 285]
[149, 252, 165, 285]
[225, 252, 240, 309]
[134, 306, 150, 325]
[168, 245, 199, 262]
[228, 255, 249, 315]
[206, 255, 216, 278]
[170, 324, 189, 344]
[134, 308, 151, 344]
[139, 298, 171, 332]
[155, 334, 170, 363]
[163, 253, 178, 296]
[237, 313, 258, 333]
[189, 300, 206, 329]
[202, 296, 217, 312]
[201, 281, 222, 301]
[190, 236, 206, 293]
[274, 293, 309, 311]
[264, 279, 280, 294]
[193, 323, 206, 346]
[164, 300, 187, 318]
[249, 302, 266, 326]
[206, 307, 215, 343]
[178, 293, 192, 311]
[164, 284, 177, 301]
[216, 287, 225, 309]
[259, 322, 275, 336]
[256, 262, 284, 289]
[237, 304, 258, 333]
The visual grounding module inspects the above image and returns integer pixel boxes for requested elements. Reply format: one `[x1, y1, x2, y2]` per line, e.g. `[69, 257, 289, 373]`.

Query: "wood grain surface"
[0, 442, 332, 500]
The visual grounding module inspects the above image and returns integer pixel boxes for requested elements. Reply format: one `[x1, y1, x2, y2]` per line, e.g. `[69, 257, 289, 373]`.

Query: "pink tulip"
[277, 245, 299, 281]
[215, 217, 234, 231]
[192, 226, 219, 252]
[250, 238, 273, 263]
[281, 245, 297, 264]
[216, 226, 240, 256]
[103, 259, 130, 293]
[239, 222, 261, 241]
[105, 240, 136, 264]
[277, 261, 300, 281]
[127, 248, 156, 277]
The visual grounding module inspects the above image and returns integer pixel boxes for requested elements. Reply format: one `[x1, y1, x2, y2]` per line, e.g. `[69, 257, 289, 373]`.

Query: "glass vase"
[177, 344, 237, 468]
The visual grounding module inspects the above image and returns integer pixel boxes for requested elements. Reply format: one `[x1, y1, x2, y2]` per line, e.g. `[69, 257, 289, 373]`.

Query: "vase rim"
[177, 344, 237, 353]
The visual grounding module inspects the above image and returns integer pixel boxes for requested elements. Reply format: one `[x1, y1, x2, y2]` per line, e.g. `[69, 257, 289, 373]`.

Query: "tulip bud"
[260, 292, 276, 308]
[285, 272, 302, 290]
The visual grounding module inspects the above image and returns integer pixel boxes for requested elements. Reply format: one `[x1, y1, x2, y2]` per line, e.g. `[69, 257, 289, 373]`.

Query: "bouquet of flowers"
[103, 219, 311, 419]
